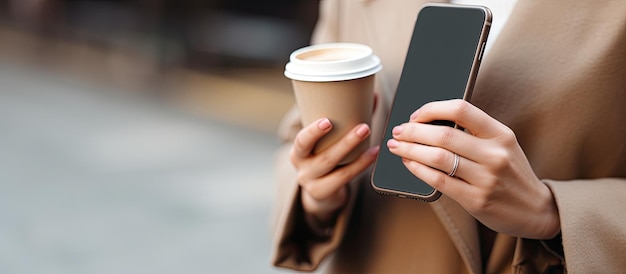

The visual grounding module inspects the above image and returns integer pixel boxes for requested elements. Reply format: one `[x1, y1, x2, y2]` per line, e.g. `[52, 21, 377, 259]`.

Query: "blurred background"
[0, 0, 317, 273]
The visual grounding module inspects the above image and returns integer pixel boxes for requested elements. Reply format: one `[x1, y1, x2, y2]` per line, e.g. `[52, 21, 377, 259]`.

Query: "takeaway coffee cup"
[284, 43, 382, 165]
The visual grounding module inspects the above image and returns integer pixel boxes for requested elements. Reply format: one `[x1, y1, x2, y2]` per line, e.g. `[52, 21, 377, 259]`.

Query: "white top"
[451, 0, 518, 56]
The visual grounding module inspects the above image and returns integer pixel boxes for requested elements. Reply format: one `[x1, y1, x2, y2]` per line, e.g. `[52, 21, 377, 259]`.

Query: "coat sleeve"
[270, 1, 354, 271]
[544, 178, 626, 273]
[270, 107, 363, 272]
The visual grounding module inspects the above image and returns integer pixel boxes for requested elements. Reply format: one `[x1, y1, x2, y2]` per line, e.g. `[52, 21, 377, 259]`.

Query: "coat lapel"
[431, 196, 482, 274]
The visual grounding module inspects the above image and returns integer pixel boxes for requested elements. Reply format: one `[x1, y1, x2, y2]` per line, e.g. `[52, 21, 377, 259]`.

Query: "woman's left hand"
[386, 99, 560, 239]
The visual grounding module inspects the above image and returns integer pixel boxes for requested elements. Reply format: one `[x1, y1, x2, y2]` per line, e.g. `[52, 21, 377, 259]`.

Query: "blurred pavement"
[0, 61, 294, 274]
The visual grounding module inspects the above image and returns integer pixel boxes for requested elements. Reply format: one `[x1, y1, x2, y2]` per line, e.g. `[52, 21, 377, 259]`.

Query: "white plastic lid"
[284, 43, 382, 82]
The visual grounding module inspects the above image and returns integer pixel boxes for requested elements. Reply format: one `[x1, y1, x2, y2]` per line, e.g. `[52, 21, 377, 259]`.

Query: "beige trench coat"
[271, 0, 626, 273]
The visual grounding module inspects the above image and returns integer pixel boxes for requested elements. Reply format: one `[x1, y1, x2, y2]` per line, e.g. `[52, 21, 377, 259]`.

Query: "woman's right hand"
[290, 117, 379, 224]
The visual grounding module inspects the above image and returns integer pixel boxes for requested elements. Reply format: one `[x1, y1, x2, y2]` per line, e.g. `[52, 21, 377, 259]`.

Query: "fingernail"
[318, 118, 331, 130]
[410, 110, 420, 121]
[356, 124, 370, 137]
[392, 125, 403, 136]
[387, 139, 399, 148]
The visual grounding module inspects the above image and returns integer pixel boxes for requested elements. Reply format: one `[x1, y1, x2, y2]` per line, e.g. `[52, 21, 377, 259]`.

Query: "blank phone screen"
[371, 5, 489, 199]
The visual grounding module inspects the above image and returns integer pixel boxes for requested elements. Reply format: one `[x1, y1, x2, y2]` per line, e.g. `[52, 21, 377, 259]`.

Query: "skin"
[290, 99, 561, 240]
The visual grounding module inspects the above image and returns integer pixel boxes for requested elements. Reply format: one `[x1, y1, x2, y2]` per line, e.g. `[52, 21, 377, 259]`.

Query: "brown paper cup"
[292, 75, 375, 164]
[285, 43, 381, 165]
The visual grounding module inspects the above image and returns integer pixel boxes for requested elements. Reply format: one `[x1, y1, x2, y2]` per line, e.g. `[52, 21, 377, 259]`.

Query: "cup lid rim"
[284, 43, 381, 81]
[285, 63, 382, 82]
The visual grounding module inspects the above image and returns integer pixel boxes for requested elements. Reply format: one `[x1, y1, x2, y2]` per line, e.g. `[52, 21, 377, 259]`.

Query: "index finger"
[411, 99, 506, 138]
[293, 118, 333, 159]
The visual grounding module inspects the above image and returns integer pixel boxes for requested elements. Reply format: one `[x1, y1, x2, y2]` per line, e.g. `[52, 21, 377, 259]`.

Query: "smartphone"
[371, 4, 491, 202]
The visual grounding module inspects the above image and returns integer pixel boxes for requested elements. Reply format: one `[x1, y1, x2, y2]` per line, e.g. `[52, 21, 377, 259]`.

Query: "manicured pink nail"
[410, 110, 420, 121]
[318, 118, 331, 130]
[356, 124, 370, 137]
[387, 139, 399, 148]
[392, 125, 403, 136]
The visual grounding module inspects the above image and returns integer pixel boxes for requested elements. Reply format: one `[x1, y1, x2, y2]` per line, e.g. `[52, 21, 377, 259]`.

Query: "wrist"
[536, 183, 561, 239]
[303, 210, 336, 238]
[301, 185, 349, 224]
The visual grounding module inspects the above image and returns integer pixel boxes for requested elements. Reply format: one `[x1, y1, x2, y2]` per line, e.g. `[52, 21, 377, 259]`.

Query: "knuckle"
[472, 191, 495, 214]
[331, 130, 362, 154]
[304, 183, 325, 200]
[296, 171, 311, 186]
[451, 99, 471, 117]
[317, 151, 336, 167]
[498, 127, 517, 145]
[432, 149, 448, 166]
[429, 171, 448, 190]
[471, 194, 489, 213]
[342, 163, 366, 181]
[465, 186, 489, 212]
[293, 132, 309, 150]
[437, 127, 456, 146]
[333, 168, 354, 184]
[490, 148, 512, 171]
[469, 177, 500, 213]
[482, 176, 499, 194]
